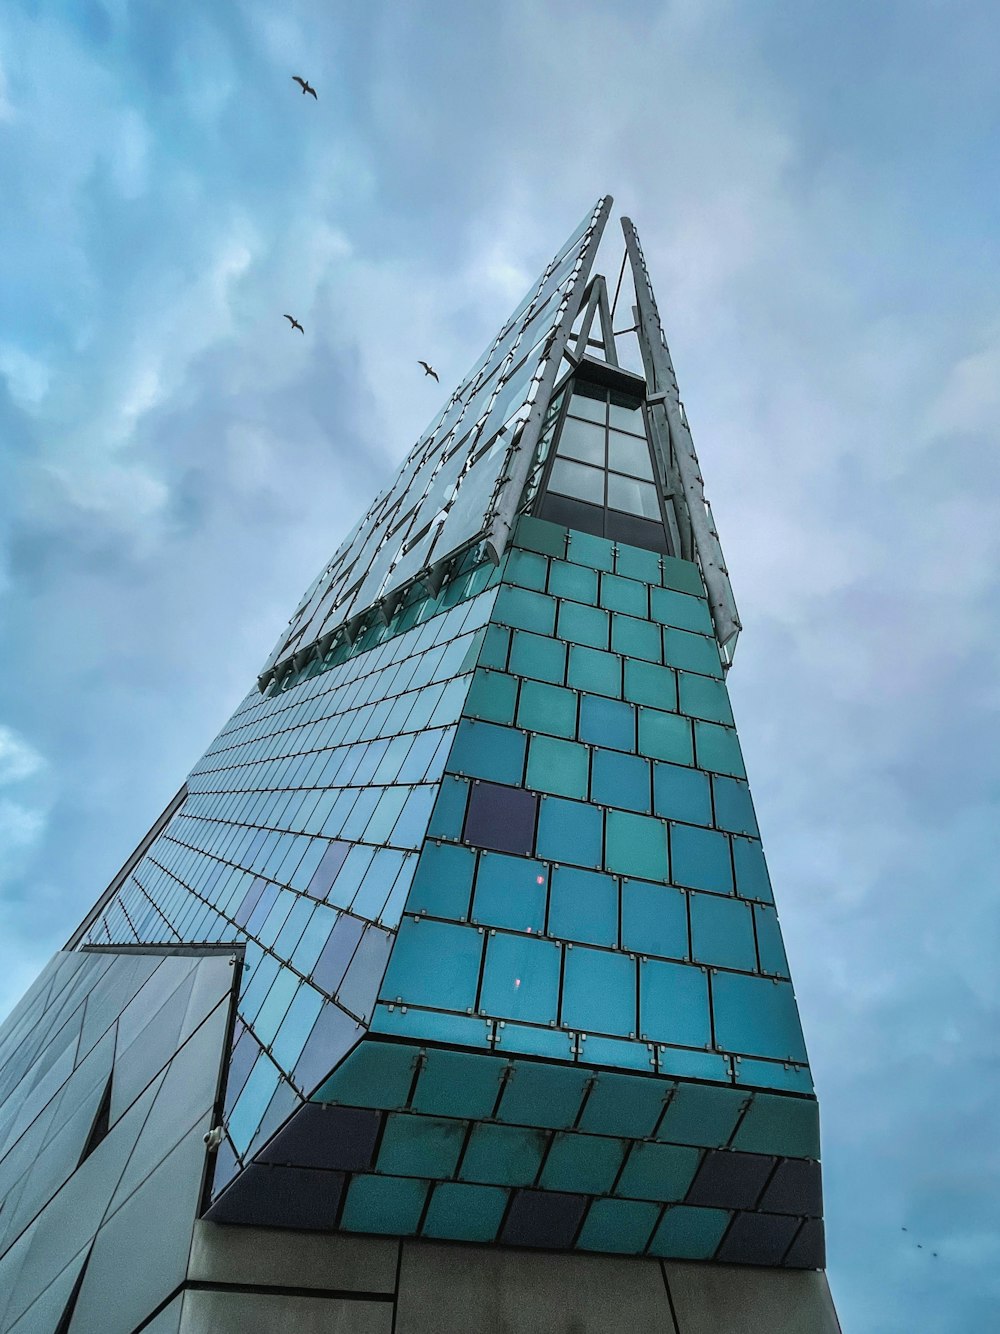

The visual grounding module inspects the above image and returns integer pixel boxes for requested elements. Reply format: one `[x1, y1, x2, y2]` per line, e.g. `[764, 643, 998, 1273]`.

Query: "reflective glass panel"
[549, 457, 605, 506]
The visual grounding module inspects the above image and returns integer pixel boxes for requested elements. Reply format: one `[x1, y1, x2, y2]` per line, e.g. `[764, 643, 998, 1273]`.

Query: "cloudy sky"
[1, 0, 998, 1326]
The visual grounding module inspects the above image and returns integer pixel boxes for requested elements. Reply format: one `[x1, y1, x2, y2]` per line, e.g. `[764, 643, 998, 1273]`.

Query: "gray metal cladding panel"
[178, 1290, 394, 1334]
[662, 1261, 841, 1334]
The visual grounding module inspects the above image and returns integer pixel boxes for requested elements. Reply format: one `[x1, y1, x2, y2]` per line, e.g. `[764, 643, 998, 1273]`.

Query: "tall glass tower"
[0, 199, 841, 1332]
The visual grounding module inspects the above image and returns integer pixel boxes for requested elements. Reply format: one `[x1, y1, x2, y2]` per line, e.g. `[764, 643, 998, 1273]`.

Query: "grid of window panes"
[538, 380, 671, 554]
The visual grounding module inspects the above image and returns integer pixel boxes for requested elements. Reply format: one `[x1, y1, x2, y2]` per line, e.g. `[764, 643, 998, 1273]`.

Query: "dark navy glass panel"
[464, 781, 538, 856]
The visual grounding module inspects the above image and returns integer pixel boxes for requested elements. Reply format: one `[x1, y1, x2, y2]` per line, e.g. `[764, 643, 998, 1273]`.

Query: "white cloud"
[0, 725, 45, 785]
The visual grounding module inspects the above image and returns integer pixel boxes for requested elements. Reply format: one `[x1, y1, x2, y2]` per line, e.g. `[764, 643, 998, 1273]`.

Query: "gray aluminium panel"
[188, 1221, 400, 1293]
[179, 1290, 394, 1334]
[663, 1261, 842, 1334]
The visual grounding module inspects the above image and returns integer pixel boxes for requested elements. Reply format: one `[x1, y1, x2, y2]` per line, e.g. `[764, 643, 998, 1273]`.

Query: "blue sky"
[1, 1, 998, 1326]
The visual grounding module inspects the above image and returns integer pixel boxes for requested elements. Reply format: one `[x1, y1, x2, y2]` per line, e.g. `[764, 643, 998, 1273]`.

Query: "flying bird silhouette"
[292, 75, 318, 99]
[418, 361, 439, 382]
[284, 314, 304, 334]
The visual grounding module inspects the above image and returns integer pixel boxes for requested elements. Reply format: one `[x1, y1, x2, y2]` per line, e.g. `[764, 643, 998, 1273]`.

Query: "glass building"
[0, 199, 841, 1332]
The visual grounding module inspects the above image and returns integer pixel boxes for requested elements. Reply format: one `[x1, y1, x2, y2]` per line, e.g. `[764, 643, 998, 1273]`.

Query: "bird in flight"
[292, 75, 318, 99]
[418, 361, 439, 381]
[284, 314, 304, 334]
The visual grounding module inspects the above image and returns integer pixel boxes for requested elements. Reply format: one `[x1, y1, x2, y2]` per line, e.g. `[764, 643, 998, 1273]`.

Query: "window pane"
[608, 396, 646, 435]
[607, 472, 661, 519]
[549, 457, 605, 506]
[557, 415, 605, 466]
[568, 386, 607, 424]
[608, 430, 654, 480]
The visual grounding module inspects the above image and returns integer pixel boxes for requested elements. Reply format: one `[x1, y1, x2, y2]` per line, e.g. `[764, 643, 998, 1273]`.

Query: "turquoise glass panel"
[652, 761, 712, 825]
[732, 836, 774, 903]
[732, 1091, 821, 1158]
[562, 946, 635, 1036]
[526, 734, 589, 799]
[712, 776, 758, 836]
[578, 1070, 670, 1137]
[649, 1205, 731, 1259]
[411, 1048, 505, 1119]
[669, 824, 734, 894]
[566, 528, 615, 571]
[650, 586, 714, 635]
[504, 547, 548, 591]
[578, 694, 635, 751]
[460, 1123, 547, 1186]
[660, 555, 704, 596]
[313, 1039, 414, 1108]
[422, 1182, 509, 1242]
[616, 1142, 702, 1202]
[567, 645, 622, 698]
[620, 880, 688, 959]
[611, 613, 662, 663]
[657, 1046, 731, 1082]
[615, 542, 661, 583]
[514, 514, 567, 558]
[494, 585, 557, 635]
[605, 810, 668, 881]
[536, 796, 603, 868]
[377, 1113, 466, 1177]
[370, 1004, 491, 1049]
[581, 1035, 656, 1071]
[600, 573, 648, 617]
[637, 708, 692, 765]
[465, 669, 518, 725]
[591, 749, 651, 813]
[516, 679, 578, 738]
[472, 852, 547, 933]
[496, 1061, 590, 1129]
[270, 983, 323, 1070]
[494, 1021, 575, 1060]
[447, 720, 525, 785]
[479, 931, 561, 1025]
[426, 776, 470, 840]
[754, 904, 790, 977]
[712, 972, 809, 1063]
[509, 629, 566, 685]
[639, 959, 711, 1048]
[735, 1058, 813, 1093]
[341, 1174, 428, 1234]
[689, 892, 756, 970]
[677, 671, 734, 724]
[655, 1083, 748, 1148]
[623, 659, 677, 710]
[478, 624, 511, 670]
[541, 1132, 627, 1193]
[379, 918, 484, 1010]
[577, 1199, 660, 1254]
[406, 841, 477, 920]
[693, 720, 746, 777]
[556, 600, 610, 649]
[662, 627, 723, 677]
[548, 866, 618, 946]
[548, 558, 598, 603]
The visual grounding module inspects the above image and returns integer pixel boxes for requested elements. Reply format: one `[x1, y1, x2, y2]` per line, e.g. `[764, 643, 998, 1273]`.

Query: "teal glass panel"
[639, 959, 711, 1048]
[732, 1092, 821, 1158]
[541, 1132, 627, 1193]
[732, 836, 774, 903]
[526, 734, 589, 799]
[711, 972, 809, 1063]
[655, 1083, 748, 1148]
[478, 624, 511, 670]
[406, 841, 477, 920]
[562, 946, 636, 1036]
[660, 555, 704, 596]
[557, 599, 610, 650]
[411, 1048, 505, 1119]
[650, 586, 714, 634]
[591, 749, 651, 813]
[472, 852, 547, 933]
[689, 892, 757, 970]
[493, 585, 557, 635]
[754, 904, 790, 977]
[536, 795, 603, 868]
[479, 931, 561, 1024]
[427, 775, 470, 840]
[579, 694, 635, 751]
[514, 514, 568, 558]
[567, 644, 622, 698]
[677, 671, 734, 724]
[379, 918, 483, 1011]
[621, 880, 688, 959]
[566, 528, 615, 572]
[600, 573, 648, 617]
[694, 721, 746, 777]
[460, 1122, 548, 1186]
[669, 824, 734, 894]
[377, 1113, 466, 1177]
[516, 679, 578, 739]
[615, 541, 661, 583]
[735, 1058, 813, 1093]
[712, 776, 758, 836]
[370, 1004, 491, 1049]
[611, 613, 662, 664]
[577, 1198, 661, 1254]
[465, 669, 518, 725]
[494, 1021, 576, 1060]
[548, 866, 618, 946]
[508, 630, 566, 685]
[548, 558, 599, 603]
[496, 1061, 591, 1129]
[662, 627, 723, 677]
[637, 708, 692, 765]
[616, 1142, 702, 1202]
[649, 1205, 731, 1259]
[652, 760, 712, 826]
[504, 547, 549, 591]
[341, 1174, 428, 1235]
[579, 1070, 670, 1137]
[254, 969, 299, 1046]
[657, 1046, 731, 1082]
[422, 1182, 509, 1243]
[447, 720, 525, 785]
[313, 1039, 414, 1108]
[623, 659, 677, 710]
[605, 810, 668, 881]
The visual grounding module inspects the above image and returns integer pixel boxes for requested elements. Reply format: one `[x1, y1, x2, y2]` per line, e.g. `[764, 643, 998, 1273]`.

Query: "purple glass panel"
[337, 925, 393, 1022]
[500, 1188, 587, 1249]
[307, 840, 352, 899]
[715, 1210, 800, 1266]
[291, 1001, 363, 1098]
[257, 1102, 381, 1171]
[206, 1162, 345, 1230]
[464, 781, 538, 857]
[233, 876, 270, 928]
[783, 1217, 826, 1269]
[759, 1158, 823, 1217]
[311, 913, 364, 996]
[684, 1150, 776, 1210]
[244, 881, 280, 937]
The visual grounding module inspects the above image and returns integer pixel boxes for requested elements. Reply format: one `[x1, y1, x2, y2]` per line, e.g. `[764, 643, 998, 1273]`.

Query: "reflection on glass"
[607, 473, 661, 520]
[608, 397, 645, 435]
[607, 430, 654, 480]
[549, 458, 605, 507]
[558, 416, 605, 466]
[568, 388, 606, 425]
